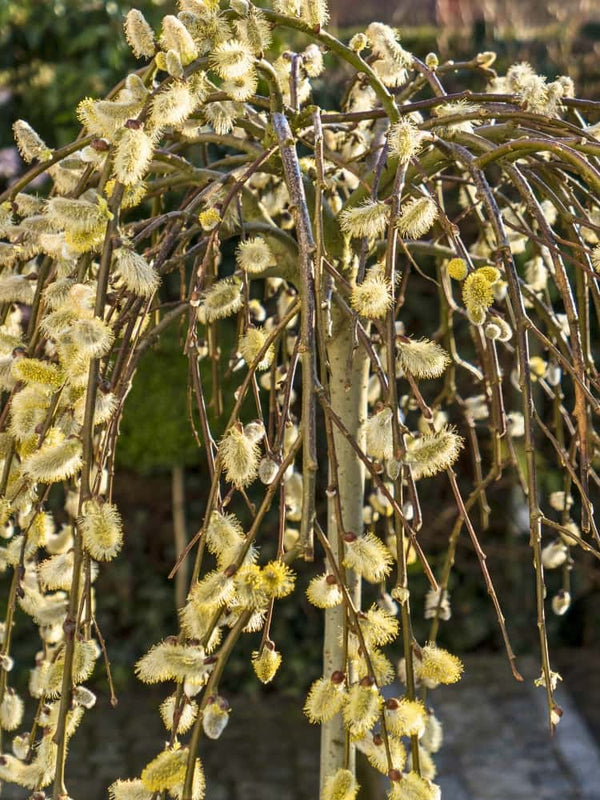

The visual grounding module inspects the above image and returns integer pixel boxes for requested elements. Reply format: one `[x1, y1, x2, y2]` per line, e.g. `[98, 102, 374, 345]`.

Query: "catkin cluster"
[0, 0, 597, 798]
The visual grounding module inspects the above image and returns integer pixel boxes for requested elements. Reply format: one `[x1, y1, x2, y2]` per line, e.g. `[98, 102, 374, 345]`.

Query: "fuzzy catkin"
[322, 769, 359, 800]
[339, 201, 390, 239]
[79, 500, 124, 561]
[252, 646, 282, 683]
[113, 126, 154, 185]
[124, 10, 156, 59]
[219, 425, 260, 488]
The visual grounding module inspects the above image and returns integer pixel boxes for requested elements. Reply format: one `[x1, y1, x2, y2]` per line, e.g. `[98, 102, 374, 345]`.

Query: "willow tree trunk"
[172, 465, 188, 610]
[321, 308, 370, 789]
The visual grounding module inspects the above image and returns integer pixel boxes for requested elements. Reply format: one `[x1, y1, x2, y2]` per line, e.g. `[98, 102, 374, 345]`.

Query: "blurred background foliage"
[1, 0, 600, 697]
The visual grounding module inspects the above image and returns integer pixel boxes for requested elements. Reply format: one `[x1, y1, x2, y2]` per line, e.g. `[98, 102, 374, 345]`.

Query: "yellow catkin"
[418, 643, 464, 685]
[387, 773, 441, 800]
[351, 271, 393, 319]
[342, 532, 393, 583]
[396, 338, 450, 380]
[385, 697, 426, 738]
[396, 197, 438, 239]
[343, 681, 383, 739]
[198, 208, 221, 231]
[239, 327, 274, 370]
[141, 748, 188, 791]
[446, 257, 467, 280]
[113, 125, 154, 185]
[219, 425, 260, 488]
[198, 277, 243, 323]
[236, 236, 275, 273]
[160, 695, 198, 733]
[11, 358, 63, 390]
[12, 120, 52, 163]
[306, 573, 343, 608]
[388, 118, 425, 163]
[322, 769, 359, 800]
[209, 41, 254, 80]
[462, 270, 495, 318]
[22, 434, 82, 484]
[476, 265, 500, 284]
[261, 561, 295, 598]
[304, 675, 347, 723]
[79, 499, 124, 561]
[135, 640, 210, 685]
[124, 9, 156, 59]
[359, 733, 406, 774]
[252, 646, 282, 684]
[339, 201, 390, 239]
[404, 427, 463, 479]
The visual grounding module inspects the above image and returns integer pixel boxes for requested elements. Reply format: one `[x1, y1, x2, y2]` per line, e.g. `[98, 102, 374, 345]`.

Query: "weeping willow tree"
[0, 1, 599, 798]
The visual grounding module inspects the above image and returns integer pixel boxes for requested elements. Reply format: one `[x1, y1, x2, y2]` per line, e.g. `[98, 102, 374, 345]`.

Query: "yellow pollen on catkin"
[387, 772, 441, 800]
[141, 747, 188, 792]
[342, 532, 393, 583]
[343, 682, 383, 739]
[11, 358, 63, 390]
[198, 208, 221, 231]
[447, 258, 467, 280]
[476, 265, 500, 284]
[462, 268, 496, 319]
[261, 561, 296, 598]
[239, 327, 274, 371]
[418, 643, 464, 685]
[322, 768, 359, 800]
[385, 698, 426, 738]
[252, 646, 282, 684]
[233, 563, 268, 609]
[304, 676, 347, 723]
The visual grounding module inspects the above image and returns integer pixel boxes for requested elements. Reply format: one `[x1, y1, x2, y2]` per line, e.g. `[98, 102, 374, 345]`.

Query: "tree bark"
[321, 307, 370, 789]
[172, 465, 187, 610]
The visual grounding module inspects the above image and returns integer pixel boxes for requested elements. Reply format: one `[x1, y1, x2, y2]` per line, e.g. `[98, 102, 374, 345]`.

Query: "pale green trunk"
[172, 465, 187, 610]
[321, 309, 370, 791]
